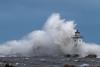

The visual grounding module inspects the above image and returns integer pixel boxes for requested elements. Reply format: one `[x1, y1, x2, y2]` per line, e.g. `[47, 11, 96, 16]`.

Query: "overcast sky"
[0, 0, 100, 44]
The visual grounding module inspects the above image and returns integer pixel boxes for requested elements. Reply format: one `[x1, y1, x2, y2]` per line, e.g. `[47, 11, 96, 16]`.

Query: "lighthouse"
[72, 29, 82, 47]
[72, 29, 82, 57]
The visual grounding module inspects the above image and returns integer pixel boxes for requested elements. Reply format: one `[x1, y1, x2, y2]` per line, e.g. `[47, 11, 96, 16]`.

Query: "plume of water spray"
[0, 13, 100, 57]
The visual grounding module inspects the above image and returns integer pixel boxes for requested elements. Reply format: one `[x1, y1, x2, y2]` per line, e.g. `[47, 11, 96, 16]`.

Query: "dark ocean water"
[0, 56, 100, 67]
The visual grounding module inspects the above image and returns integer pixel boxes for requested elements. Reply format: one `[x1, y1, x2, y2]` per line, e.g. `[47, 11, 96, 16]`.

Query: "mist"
[0, 13, 100, 57]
